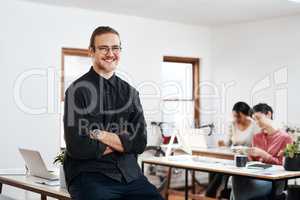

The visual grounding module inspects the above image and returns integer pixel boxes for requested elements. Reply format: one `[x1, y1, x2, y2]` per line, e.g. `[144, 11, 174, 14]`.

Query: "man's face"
[90, 33, 121, 73]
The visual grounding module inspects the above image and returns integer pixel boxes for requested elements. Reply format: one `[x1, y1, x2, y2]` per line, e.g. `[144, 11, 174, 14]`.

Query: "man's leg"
[123, 175, 164, 200]
[68, 172, 123, 200]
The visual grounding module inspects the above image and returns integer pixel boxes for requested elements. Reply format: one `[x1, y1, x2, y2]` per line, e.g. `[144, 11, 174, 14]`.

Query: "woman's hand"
[248, 147, 269, 159]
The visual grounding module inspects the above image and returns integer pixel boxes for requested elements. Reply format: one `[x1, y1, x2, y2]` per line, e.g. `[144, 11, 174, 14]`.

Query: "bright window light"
[288, 0, 300, 3]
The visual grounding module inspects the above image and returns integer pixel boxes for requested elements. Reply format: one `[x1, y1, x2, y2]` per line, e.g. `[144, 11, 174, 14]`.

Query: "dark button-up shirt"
[63, 67, 147, 187]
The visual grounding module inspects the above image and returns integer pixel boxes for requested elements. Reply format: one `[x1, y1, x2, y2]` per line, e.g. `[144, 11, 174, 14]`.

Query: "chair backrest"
[182, 128, 209, 149]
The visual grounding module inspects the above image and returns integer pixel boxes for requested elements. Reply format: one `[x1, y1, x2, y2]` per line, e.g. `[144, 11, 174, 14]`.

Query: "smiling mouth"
[103, 58, 115, 63]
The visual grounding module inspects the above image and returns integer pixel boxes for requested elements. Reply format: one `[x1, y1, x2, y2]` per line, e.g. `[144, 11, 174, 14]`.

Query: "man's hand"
[89, 129, 105, 141]
[89, 130, 125, 153]
[103, 147, 114, 155]
[248, 147, 270, 160]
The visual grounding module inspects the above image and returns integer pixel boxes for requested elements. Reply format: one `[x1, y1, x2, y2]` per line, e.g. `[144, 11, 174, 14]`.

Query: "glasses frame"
[95, 45, 122, 55]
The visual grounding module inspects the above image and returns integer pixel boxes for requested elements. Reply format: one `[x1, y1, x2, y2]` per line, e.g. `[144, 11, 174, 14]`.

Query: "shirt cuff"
[118, 131, 131, 153]
[96, 141, 107, 159]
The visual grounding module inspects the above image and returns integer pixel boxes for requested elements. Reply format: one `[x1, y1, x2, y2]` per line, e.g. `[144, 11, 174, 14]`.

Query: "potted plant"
[54, 149, 66, 188]
[284, 137, 300, 171]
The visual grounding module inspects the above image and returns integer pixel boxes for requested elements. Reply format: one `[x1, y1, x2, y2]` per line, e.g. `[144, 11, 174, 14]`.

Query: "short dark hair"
[252, 103, 273, 119]
[89, 26, 120, 51]
[232, 101, 251, 116]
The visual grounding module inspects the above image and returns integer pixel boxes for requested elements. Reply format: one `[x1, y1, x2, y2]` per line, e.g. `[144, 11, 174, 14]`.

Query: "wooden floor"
[162, 188, 217, 200]
[168, 194, 216, 200]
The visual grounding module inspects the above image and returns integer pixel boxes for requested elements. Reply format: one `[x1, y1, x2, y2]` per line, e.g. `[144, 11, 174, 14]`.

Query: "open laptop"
[19, 148, 58, 180]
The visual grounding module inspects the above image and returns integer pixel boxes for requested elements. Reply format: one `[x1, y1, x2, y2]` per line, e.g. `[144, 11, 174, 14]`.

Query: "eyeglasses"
[95, 45, 122, 55]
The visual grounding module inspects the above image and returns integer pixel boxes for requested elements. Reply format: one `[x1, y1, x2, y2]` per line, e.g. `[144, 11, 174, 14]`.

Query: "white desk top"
[142, 155, 300, 181]
[160, 145, 234, 156]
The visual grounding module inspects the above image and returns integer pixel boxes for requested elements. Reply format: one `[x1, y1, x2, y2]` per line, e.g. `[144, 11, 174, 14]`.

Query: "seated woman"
[220, 101, 259, 147]
[231, 103, 293, 200]
[206, 101, 259, 198]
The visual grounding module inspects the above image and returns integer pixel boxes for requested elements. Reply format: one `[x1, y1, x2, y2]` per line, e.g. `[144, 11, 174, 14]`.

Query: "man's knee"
[126, 176, 163, 200]
[68, 174, 120, 200]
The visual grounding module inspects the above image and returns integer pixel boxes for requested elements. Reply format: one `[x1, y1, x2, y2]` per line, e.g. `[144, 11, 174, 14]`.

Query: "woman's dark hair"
[252, 103, 273, 119]
[232, 101, 251, 116]
[89, 26, 120, 52]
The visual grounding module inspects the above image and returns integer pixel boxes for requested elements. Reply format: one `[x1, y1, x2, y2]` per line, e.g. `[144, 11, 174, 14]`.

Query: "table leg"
[192, 170, 196, 200]
[270, 180, 277, 199]
[185, 169, 189, 200]
[41, 194, 47, 200]
[0, 183, 2, 194]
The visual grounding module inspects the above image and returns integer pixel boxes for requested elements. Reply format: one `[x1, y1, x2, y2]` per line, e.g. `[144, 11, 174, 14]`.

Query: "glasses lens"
[97, 46, 121, 54]
[112, 47, 121, 54]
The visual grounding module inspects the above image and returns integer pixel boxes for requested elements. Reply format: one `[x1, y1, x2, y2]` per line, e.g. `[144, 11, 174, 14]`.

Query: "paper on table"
[167, 155, 194, 162]
[35, 180, 60, 186]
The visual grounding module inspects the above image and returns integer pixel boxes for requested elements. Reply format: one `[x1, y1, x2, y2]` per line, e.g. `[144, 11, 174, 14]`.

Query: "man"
[63, 26, 163, 200]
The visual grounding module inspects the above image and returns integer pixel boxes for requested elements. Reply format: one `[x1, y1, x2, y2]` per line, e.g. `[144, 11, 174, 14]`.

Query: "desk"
[160, 144, 235, 160]
[142, 155, 300, 200]
[0, 175, 70, 200]
[192, 147, 234, 160]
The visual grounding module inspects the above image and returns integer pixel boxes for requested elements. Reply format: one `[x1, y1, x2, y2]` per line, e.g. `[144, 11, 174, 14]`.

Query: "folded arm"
[64, 86, 108, 159]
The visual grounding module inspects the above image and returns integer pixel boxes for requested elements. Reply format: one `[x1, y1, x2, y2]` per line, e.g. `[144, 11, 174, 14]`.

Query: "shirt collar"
[88, 66, 117, 87]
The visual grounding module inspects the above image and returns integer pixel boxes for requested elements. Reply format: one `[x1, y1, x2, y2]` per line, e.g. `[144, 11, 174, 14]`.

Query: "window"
[60, 48, 91, 148]
[161, 56, 200, 128]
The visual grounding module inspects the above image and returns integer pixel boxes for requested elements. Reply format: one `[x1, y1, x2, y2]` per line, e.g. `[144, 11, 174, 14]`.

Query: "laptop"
[19, 148, 58, 180]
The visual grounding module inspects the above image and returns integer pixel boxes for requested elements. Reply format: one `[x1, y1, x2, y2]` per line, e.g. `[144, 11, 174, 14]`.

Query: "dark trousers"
[69, 172, 164, 200]
[206, 173, 229, 198]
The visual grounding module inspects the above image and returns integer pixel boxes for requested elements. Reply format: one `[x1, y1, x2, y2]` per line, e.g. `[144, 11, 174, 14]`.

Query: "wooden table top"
[0, 175, 70, 199]
[191, 147, 235, 160]
[142, 155, 300, 181]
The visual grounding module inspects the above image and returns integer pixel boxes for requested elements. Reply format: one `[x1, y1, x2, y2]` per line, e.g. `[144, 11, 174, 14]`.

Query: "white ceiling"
[22, 0, 300, 26]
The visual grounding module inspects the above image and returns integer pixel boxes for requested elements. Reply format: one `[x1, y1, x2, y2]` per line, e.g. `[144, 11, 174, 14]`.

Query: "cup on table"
[234, 154, 248, 167]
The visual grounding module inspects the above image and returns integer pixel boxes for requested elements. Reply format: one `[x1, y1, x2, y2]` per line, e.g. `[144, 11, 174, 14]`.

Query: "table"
[192, 147, 234, 160]
[0, 175, 70, 200]
[160, 144, 235, 160]
[142, 155, 300, 200]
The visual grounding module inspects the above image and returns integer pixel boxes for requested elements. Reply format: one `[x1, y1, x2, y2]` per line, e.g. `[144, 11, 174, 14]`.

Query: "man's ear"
[88, 47, 95, 57]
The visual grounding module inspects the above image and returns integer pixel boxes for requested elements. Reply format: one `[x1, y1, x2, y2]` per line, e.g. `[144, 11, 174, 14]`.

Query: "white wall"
[4, 1, 300, 199]
[211, 15, 300, 134]
[0, 0, 211, 172]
